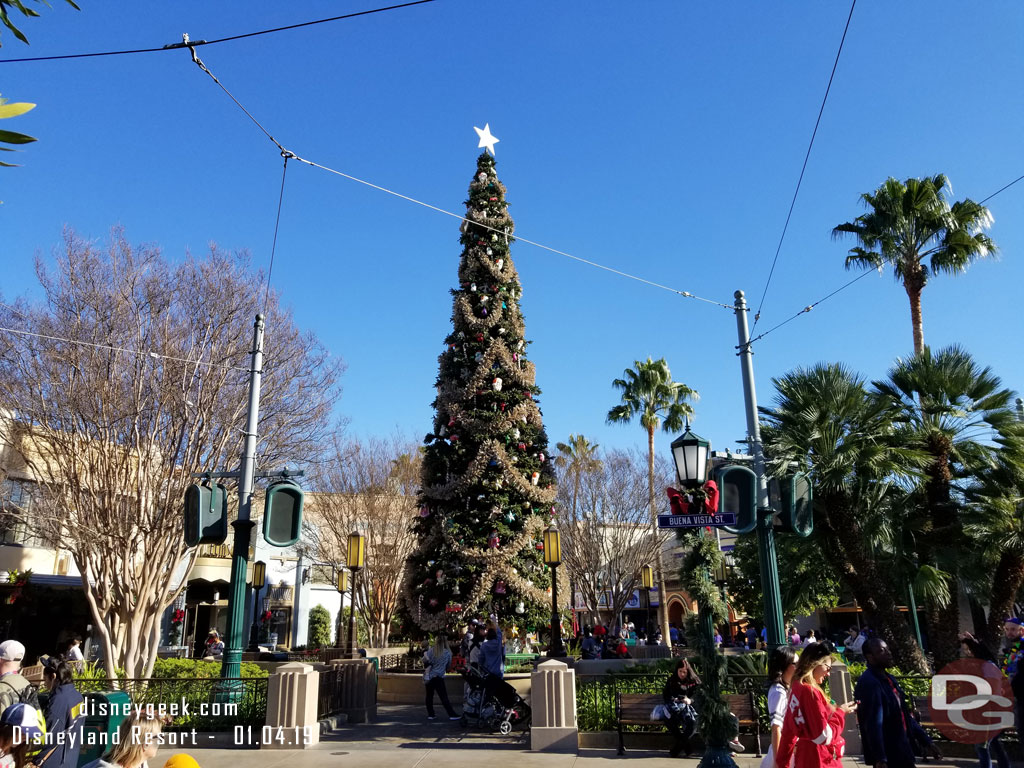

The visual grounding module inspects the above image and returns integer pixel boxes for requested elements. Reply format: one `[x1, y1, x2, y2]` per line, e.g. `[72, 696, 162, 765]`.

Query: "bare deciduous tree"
[557, 447, 670, 630]
[305, 435, 421, 648]
[0, 227, 343, 678]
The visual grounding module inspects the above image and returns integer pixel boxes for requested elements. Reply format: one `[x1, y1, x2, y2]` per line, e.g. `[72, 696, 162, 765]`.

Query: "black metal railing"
[317, 666, 345, 719]
[76, 677, 268, 731]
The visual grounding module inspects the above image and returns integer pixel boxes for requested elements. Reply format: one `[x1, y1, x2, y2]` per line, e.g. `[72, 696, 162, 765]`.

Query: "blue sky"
[2, 1, 1022, 467]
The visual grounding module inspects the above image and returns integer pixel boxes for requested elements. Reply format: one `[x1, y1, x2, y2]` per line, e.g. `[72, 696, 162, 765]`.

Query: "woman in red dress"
[776, 642, 857, 768]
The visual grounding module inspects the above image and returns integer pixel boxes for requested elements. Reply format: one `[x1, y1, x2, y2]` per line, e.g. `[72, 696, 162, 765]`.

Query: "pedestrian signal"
[183, 482, 228, 547]
[263, 480, 304, 547]
[716, 464, 757, 534]
[771, 472, 813, 537]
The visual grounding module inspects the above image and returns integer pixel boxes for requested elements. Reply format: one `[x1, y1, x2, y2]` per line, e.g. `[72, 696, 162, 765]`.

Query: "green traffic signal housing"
[716, 464, 757, 534]
[770, 472, 813, 537]
[183, 482, 228, 547]
[263, 480, 304, 547]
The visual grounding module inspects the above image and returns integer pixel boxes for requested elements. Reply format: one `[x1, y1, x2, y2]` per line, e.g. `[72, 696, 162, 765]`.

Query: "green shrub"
[149, 658, 269, 679]
[308, 605, 332, 649]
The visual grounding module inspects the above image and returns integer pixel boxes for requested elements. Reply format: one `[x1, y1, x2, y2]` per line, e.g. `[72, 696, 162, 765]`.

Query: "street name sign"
[657, 512, 737, 529]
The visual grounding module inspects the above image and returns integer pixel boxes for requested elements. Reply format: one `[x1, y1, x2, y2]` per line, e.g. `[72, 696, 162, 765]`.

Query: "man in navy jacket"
[854, 638, 939, 768]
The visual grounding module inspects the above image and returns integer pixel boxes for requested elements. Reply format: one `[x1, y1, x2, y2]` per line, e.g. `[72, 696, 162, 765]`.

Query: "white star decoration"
[474, 123, 499, 155]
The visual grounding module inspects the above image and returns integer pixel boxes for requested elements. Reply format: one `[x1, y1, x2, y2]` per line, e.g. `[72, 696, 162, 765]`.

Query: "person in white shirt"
[760, 645, 799, 768]
[845, 626, 866, 660]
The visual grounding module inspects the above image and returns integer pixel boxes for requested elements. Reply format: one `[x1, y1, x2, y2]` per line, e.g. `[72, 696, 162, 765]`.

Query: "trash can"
[78, 690, 131, 767]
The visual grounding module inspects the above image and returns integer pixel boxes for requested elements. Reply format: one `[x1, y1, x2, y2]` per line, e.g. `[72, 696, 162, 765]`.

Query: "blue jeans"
[974, 734, 1011, 768]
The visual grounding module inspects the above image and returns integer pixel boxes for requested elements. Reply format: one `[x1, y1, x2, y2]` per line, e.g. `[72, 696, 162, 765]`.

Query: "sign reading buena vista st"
[657, 512, 737, 529]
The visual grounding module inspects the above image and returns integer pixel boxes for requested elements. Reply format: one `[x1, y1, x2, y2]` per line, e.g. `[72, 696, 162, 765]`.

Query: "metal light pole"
[335, 568, 348, 648]
[247, 560, 266, 651]
[733, 290, 785, 651]
[641, 564, 654, 638]
[543, 524, 565, 657]
[346, 530, 365, 658]
[220, 315, 264, 687]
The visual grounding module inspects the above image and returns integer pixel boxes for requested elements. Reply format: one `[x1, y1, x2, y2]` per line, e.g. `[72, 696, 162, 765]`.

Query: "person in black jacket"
[663, 658, 701, 757]
[854, 638, 940, 768]
[38, 657, 84, 768]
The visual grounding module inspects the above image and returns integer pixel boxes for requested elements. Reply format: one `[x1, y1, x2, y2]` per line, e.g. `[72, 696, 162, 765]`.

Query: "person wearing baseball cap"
[0, 641, 31, 717]
[0, 702, 45, 768]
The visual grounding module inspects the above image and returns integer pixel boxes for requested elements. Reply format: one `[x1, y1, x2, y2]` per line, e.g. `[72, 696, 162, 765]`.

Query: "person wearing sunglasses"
[777, 642, 857, 768]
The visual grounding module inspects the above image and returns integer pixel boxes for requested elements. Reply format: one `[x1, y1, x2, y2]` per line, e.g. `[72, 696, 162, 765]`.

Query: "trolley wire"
[0, 0, 437, 63]
[751, 0, 857, 331]
[182, 46, 737, 311]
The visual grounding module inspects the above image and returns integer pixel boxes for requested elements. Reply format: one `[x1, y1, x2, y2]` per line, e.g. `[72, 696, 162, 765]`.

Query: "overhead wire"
[741, 171, 1024, 349]
[0, 323, 250, 372]
[751, 0, 857, 331]
[179, 48, 736, 311]
[0, 0, 437, 64]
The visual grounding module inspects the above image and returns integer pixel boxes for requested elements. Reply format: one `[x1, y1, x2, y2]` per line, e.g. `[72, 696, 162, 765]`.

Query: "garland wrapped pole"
[667, 427, 738, 768]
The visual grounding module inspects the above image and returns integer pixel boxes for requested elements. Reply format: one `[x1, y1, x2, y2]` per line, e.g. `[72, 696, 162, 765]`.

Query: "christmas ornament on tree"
[401, 144, 559, 633]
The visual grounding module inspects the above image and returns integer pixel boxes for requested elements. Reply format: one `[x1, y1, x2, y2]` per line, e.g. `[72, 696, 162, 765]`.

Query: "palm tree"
[833, 174, 996, 355]
[607, 357, 697, 645]
[873, 345, 1020, 668]
[554, 434, 602, 521]
[762, 362, 929, 673]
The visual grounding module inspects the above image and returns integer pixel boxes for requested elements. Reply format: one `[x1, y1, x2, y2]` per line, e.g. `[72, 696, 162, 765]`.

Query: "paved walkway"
[152, 705, 982, 768]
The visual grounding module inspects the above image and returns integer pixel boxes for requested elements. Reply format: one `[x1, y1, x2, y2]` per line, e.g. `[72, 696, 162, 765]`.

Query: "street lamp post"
[671, 425, 738, 768]
[335, 568, 348, 649]
[247, 560, 266, 651]
[543, 524, 565, 658]
[640, 564, 654, 639]
[346, 531, 365, 659]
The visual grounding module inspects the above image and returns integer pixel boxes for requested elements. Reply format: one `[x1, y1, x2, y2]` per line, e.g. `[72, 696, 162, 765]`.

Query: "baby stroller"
[460, 662, 531, 735]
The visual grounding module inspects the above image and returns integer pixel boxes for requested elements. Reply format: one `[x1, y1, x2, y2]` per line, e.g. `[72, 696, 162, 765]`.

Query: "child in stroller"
[460, 662, 531, 734]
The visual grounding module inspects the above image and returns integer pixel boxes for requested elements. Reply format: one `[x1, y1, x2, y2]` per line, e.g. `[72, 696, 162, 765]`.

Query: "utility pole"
[221, 314, 265, 685]
[733, 290, 785, 650]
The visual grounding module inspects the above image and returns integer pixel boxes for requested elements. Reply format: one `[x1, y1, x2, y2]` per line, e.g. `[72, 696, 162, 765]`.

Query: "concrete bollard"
[829, 661, 861, 756]
[263, 662, 320, 749]
[530, 659, 578, 753]
[330, 658, 378, 723]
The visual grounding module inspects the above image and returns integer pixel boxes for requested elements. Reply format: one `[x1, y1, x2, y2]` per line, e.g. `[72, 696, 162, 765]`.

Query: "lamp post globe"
[543, 524, 564, 657]
[670, 423, 711, 489]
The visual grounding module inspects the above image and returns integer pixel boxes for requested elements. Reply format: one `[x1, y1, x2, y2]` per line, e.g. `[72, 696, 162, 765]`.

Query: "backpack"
[1, 676, 40, 711]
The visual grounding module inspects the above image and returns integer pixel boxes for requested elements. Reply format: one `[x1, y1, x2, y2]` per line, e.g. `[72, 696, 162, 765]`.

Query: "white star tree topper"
[474, 123, 499, 155]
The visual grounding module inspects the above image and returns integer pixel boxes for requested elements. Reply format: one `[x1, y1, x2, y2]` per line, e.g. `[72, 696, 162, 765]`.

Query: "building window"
[0, 479, 57, 548]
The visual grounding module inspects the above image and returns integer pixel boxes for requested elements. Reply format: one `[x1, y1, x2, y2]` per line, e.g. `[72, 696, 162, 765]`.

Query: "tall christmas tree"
[403, 147, 559, 635]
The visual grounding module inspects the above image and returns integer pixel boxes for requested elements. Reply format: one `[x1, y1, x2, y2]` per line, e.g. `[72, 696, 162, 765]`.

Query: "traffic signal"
[716, 464, 757, 534]
[183, 482, 228, 547]
[770, 472, 813, 537]
[263, 480, 304, 547]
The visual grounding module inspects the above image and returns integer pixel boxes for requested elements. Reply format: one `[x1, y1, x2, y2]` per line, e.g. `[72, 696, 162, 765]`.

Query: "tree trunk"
[904, 271, 926, 355]
[647, 426, 672, 645]
[920, 441, 961, 670]
[818, 493, 929, 673]
[983, 550, 1024, 651]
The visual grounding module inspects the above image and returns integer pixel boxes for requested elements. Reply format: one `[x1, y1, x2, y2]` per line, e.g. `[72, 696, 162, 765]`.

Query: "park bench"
[910, 696, 938, 730]
[615, 691, 762, 756]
